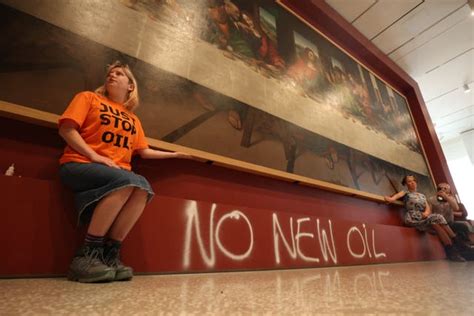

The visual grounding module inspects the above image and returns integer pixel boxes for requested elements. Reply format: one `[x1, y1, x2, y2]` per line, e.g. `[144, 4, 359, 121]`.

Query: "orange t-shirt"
[59, 91, 149, 170]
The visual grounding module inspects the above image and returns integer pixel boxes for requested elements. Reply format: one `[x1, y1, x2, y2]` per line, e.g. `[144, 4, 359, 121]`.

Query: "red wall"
[0, 116, 445, 277]
[1, 173, 444, 276]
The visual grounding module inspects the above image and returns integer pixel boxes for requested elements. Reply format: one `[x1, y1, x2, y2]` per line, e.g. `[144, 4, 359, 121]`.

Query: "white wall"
[440, 136, 474, 216]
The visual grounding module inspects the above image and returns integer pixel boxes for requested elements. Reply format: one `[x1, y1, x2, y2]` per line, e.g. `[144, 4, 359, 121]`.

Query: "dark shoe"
[454, 236, 473, 252]
[444, 245, 467, 262]
[457, 239, 474, 261]
[67, 246, 116, 283]
[460, 250, 474, 261]
[104, 244, 133, 281]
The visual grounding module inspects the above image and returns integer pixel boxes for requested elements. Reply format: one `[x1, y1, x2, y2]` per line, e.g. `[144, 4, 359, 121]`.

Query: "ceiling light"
[469, 0, 474, 16]
[463, 84, 471, 93]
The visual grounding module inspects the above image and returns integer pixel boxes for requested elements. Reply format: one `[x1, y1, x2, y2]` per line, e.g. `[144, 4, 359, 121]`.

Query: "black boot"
[454, 236, 473, 252]
[444, 245, 467, 262]
[67, 246, 116, 283]
[104, 242, 133, 281]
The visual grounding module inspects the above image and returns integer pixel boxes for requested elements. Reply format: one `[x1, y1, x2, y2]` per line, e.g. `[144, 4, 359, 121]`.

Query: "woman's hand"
[384, 196, 394, 203]
[423, 203, 432, 217]
[90, 152, 120, 169]
[138, 148, 193, 160]
[384, 191, 406, 204]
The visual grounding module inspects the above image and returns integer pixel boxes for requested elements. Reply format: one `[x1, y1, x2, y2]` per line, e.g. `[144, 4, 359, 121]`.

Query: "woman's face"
[405, 176, 417, 191]
[105, 67, 133, 95]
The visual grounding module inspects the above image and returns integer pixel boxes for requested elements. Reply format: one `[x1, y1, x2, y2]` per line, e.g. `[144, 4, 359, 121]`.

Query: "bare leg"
[442, 225, 456, 238]
[432, 224, 452, 246]
[108, 188, 148, 241]
[87, 187, 134, 236]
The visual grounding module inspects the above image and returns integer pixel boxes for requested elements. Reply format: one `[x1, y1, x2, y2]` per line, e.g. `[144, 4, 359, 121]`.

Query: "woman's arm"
[384, 191, 406, 203]
[58, 120, 120, 168]
[137, 148, 192, 160]
[422, 202, 431, 218]
[446, 195, 462, 217]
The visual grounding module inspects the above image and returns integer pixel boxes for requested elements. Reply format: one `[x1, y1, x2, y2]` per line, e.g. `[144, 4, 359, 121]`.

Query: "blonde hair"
[95, 61, 139, 112]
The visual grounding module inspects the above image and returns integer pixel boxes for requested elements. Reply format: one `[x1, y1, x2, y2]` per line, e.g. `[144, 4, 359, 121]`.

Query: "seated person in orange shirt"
[59, 61, 190, 283]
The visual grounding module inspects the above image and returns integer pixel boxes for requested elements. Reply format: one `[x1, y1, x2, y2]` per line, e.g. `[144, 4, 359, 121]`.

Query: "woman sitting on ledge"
[384, 175, 465, 262]
[58, 61, 190, 283]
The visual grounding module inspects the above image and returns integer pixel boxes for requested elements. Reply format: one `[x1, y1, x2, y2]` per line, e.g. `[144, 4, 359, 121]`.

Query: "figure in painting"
[287, 47, 322, 93]
[207, 0, 256, 59]
[239, 11, 285, 73]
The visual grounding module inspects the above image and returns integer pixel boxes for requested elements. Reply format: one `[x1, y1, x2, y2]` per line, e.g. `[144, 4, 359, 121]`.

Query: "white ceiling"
[324, 0, 474, 148]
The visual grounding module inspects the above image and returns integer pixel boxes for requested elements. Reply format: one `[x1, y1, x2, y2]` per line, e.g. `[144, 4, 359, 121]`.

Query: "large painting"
[0, 0, 435, 198]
